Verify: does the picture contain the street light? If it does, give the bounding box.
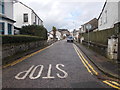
[86,24,92,48]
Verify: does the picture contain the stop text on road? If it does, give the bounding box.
[15,64,68,80]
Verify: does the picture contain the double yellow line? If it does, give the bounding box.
[73,44,98,75]
[73,44,120,89]
[103,80,120,89]
[3,44,53,68]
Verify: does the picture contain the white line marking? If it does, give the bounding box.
[42,64,55,79]
[29,65,44,79]
[15,65,34,80]
[56,64,68,78]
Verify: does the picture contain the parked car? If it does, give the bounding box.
[67,36,74,42]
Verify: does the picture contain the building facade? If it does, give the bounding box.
[72,29,79,42]
[14,1,43,28]
[98,1,120,30]
[48,30,62,41]
[58,29,70,39]
[80,18,98,33]
[0,0,15,35]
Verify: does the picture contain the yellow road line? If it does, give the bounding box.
[73,44,120,89]
[108,81,120,87]
[77,48,98,75]
[103,80,120,89]
[73,44,93,75]
[73,44,98,75]
[3,44,53,68]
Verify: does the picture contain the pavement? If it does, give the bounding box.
[74,41,120,80]
[2,40,114,88]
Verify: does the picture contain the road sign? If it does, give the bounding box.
[86,24,92,30]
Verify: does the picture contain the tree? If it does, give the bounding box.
[52,26,57,40]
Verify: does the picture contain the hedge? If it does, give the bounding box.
[1,35,45,44]
[20,25,48,40]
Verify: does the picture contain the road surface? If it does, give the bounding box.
[3,40,112,88]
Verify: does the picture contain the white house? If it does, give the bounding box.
[47,30,62,41]
[0,0,15,35]
[72,29,79,41]
[98,0,120,30]
[14,1,43,28]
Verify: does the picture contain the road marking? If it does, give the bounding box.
[73,45,93,75]
[15,65,35,80]
[103,80,120,89]
[15,64,68,80]
[42,64,55,79]
[73,44,120,89]
[3,44,53,68]
[29,65,44,79]
[74,44,98,75]
[56,64,68,78]
[73,44,98,75]
[108,81,120,87]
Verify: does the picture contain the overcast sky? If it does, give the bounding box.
[19,0,106,32]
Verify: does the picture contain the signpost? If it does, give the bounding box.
[86,24,92,48]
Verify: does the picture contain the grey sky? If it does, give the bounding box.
[19,0,106,31]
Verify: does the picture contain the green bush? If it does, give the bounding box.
[20,25,48,40]
[2,35,45,44]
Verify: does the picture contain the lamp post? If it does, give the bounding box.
[86,24,92,48]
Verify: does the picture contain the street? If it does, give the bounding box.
[3,40,112,88]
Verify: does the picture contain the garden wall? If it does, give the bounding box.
[80,24,119,60]
[1,35,56,65]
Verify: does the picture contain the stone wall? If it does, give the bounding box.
[2,40,54,60]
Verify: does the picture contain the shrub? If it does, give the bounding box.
[2,35,45,44]
[20,25,48,40]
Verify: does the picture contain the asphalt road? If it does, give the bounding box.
[2,40,112,88]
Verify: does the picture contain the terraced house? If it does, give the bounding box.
[0,0,15,35]
[14,1,43,29]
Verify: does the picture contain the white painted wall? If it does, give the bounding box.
[14,2,32,28]
[98,2,119,30]
[81,26,86,33]
[56,31,62,40]
[49,30,62,40]
[31,11,43,25]
[14,2,43,28]
[4,0,13,19]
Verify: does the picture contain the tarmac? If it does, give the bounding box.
[74,41,120,80]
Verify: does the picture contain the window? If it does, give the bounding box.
[0,0,4,14]
[99,17,102,26]
[8,23,12,35]
[0,22,4,35]
[23,13,28,22]
[104,10,107,24]
[33,16,37,25]
[38,19,39,25]
[35,16,37,25]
